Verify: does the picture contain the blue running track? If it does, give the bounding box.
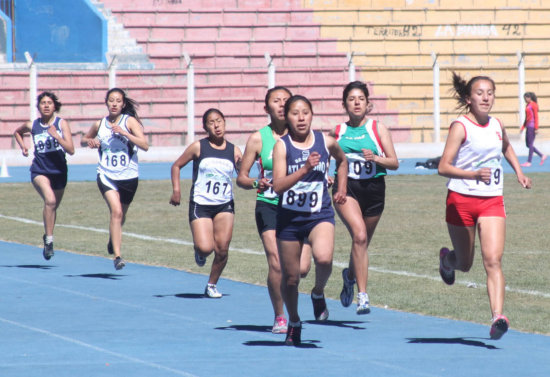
[0,242,549,377]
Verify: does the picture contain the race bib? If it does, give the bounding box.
[34,132,61,154]
[346,153,376,179]
[282,181,323,213]
[101,148,130,172]
[474,158,503,189]
[261,170,277,199]
[196,174,233,201]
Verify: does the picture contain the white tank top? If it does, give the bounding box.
[447,115,504,196]
[96,114,139,180]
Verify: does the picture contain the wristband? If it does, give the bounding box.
[252,180,259,189]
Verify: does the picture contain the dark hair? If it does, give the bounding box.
[343,81,369,103]
[284,95,313,119]
[105,88,142,124]
[202,108,225,130]
[451,72,496,112]
[524,92,538,103]
[264,86,293,107]
[37,91,62,112]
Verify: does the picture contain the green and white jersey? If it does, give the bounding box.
[256,125,279,205]
[333,119,387,180]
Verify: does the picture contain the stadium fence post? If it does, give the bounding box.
[107,54,118,89]
[517,51,525,128]
[24,51,37,122]
[347,52,355,82]
[432,52,440,143]
[184,52,195,145]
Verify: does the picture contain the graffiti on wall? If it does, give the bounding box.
[435,24,523,37]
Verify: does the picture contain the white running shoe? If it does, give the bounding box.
[204,284,222,298]
[356,292,371,315]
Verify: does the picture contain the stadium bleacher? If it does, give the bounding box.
[1,0,549,148]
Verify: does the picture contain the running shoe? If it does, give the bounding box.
[340,268,356,307]
[356,292,371,315]
[272,316,288,334]
[285,323,302,346]
[490,314,509,340]
[113,257,126,271]
[107,238,114,255]
[195,249,206,267]
[42,235,54,260]
[204,284,222,298]
[311,292,329,321]
[439,247,455,285]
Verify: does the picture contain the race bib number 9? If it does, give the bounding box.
[34,132,60,154]
[347,153,376,179]
[476,167,502,187]
[474,158,503,190]
[282,181,323,213]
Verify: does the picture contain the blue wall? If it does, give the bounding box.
[15,0,107,63]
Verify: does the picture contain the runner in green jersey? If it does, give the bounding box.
[237,87,312,334]
[329,81,399,315]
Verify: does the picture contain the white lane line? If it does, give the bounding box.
[2,213,550,299]
[0,316,198,377]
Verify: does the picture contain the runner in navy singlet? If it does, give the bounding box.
[14,92,75,260]
[272,95,348,346]
[170,108,242,298]
[237,86,313,334]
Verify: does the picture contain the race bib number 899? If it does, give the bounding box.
[282,181,323,213]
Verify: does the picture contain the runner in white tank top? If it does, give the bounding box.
[81,88,149,270]
[438,73,531,340]
[446,115,504,197]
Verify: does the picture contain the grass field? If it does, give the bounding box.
[1,173,549,335]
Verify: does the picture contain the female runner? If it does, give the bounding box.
[330,81,399,315]
[272,95,348,346]
[438,73,531,340]
[170,108,242,298]
[81,88,149,270]
[237,86,312,333]
[14,91,75,260]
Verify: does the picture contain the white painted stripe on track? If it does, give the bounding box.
[2,213,550,299]
[0,316,199,377]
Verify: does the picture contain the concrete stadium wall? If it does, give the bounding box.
[14,0,107,63]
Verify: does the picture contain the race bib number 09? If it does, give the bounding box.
[347,153,376,179]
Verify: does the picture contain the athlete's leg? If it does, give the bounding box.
[358,214,382,292]
[190,218,215,258]
[477,216,506,318]
[335,198,369,291]
[260,229,285,317]
[308,221,335,296]
[300,243,312,278]
[208,212,234,285]
[445,223,476,273]
[278,238,303,323]
[32,175,64,237]
[102,190,124,258]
